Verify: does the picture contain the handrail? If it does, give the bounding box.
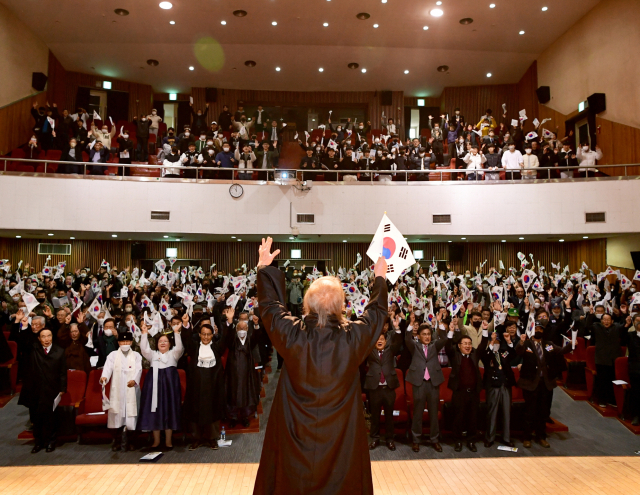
[0,157,638,184]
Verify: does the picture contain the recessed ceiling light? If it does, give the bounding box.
[361,68,367,73]
[519,237,524,240]
[373,23,379,28]
[159,2,172,10]
[461,237,466,240]
[323,22,329,27]
[163,235,169,238]
[430,8,444,17]
[459,18,474,25]
[112,234,118,238]
[233,10,247,17]
[147,59,159,66]
[559,239,565,242]
[271,21,278,26]
[356,12,371,20]
[519,30,525,35]
[176,239,181,242]
[404,70,409,74]
[348,62,359,69]
[542,6,548,11]
[448,240,452,243]
[15,235,21,238]
[245,60,256,67]
[382,0,387,3]
[231,236,236,239]
[490,3,496,8]
[189,66,194,71]
[237,239,242,242]
[114,9,129,16]
[583,236,589,239]
[501,240,506,242]
[437,65,449,72]
[423,26,429,30]
[220,20,227,25]
[486,72,492,77]
[169,20,175,24]
[48,233,54,236]
[289,236,295,240]
[275,67,281,71]
[318,67,324,72]
[436,1,442,4]
[343,240,347,243]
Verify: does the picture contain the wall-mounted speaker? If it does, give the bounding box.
[587,93,606,114]
[631,251,640,271]
[380,91,392,106]
[449,243,464,262]
[205,87,218,102]
[536,86,550,104]
[32,72,48,91]
[131,243,147,260]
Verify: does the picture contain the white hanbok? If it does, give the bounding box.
[101,348,143,429]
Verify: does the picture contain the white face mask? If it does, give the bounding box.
[223,147,230,152]
[142,118,147,121]
[104,329,113,337]
[152,111,157,115]
[509,145,516,150]
[631,288,637,293]
[184,132,190,137]
[98,318,105,325]
[595,313,603,320]
[525,149,532,154]
[172,324,181,332]
[207,141,213,145]
[119,344,131,352]
[534,302,541,309]
[237,330,247,339]
[102,129,108,134]
[582,146,589,151]
[208,149,214,155]
[200,136,206,140]
[492,344,500,352]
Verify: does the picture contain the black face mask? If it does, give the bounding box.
[472,320,481,329]
[36,297,46,303]
[539,319,549,327]
[534,331,544,340]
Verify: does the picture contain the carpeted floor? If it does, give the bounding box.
[1,353,638,466]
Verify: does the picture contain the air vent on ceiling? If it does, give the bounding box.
[297,214,315,224]
[151,211,170,221]
[38,243,71,255]
[585,212,605,223]
[433,214,451,224]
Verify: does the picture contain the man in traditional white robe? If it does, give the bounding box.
[100,331,142,451]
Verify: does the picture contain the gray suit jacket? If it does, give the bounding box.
[404,329,447,387]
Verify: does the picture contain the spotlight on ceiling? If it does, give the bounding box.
[356,12,371,20]
[114,9,129,16]
[318,67,324,72]
[459,18,474,25]
[245,60,257,67]
[323,22,329,27]
[559,239,565,242]
[348,62,359,69]
[430,9,444,17]
[159,2,172,10]
[542,6,548,11]
[486,72,492,77]
[519,30,525,35]
[404,70,409,74]
[373,23,379,28]
[233,10,247,17]
[437,65,449,72]
[220,20,226,25]
[271,21,278,26]
[189,66,194,71]
[169,20,175,24]
[423,26,429,30]
[147,59,159,66]
[490,3,496,8]
[361,68,367,73]
[275,67,281,71]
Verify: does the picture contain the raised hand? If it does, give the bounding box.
[258,237,281,267]
[374,256,388,279]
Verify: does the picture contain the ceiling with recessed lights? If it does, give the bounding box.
[3,0,600,96]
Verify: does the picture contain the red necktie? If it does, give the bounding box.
[44,347,49,355]
[379,351,385,384]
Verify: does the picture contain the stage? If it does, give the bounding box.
[2,457,639,495]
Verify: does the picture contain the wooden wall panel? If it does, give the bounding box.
[517,61,540,135]
[0,238,606,277]
[440,84,519,128]
[46,51,67,111]
[0,92,45,156]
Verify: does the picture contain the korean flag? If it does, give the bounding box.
[366,213,415,284]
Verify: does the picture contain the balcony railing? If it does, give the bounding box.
[1,157,639,184]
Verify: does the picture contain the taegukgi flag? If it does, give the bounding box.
[366,213,415,284]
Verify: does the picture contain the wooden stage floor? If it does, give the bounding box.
[2,457,640,495]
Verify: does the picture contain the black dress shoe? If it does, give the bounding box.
[111,443,121,452]
[241,418,250,428]
[31,445,43,454]
[412,443,420,453]
[188,442,202,451]
[164,445,174,451]
[467,442,477,452]
[369,439,380,450]
[209,440,219,450]
[454,442,462,452]
[140,446,160,453]
[632,416,640,426]
[386,440,396,451]
[432,442,443,452]
[502,441,515,448]
[484,440,494,448]
[46,443,56,453]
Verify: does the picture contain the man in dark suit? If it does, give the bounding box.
[405,323,447,453]
[365,329,403,451]
[627,314,640,425]
[445,326,488,452]
[18,328,67,453]
[481,331,517,448]
[516,321,571,448]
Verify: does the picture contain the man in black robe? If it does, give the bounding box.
[18,328,67,453]
[254,237,388,495]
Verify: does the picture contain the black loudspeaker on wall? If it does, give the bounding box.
[536,86,551,104]
[380,90,392,106]
[449,243,464,262]
[587,93,606,114]
[630,251,640,271]
[317,260,327,274]
[131,243,147,260]
[205,87,218,102]
[32,72,48,92]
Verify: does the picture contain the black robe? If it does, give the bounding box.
[18,343,67,412]
[254,266,388,495]
[183,325,227,425]
[225,326,260,412]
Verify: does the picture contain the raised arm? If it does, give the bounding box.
[349,269,389,363]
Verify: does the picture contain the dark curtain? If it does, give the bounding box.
[177,102,191,132]
[75,87,90,113]
[106,91,129,124]
[152,100,165,121]
[404,106,412,141]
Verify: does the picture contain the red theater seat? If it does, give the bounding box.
[59,370,88,408]
[76,370,109,435]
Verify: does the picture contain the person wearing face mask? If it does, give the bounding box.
[190,102,209,136]
[542,301,572,345]
[501,142,524,180]
[557,142,579,179]
[100,330,142,451]
[451,135,467,179]
[286,276,304,318]
[234,143,257,181]
[162,127,177,148]
[218,104,233,132]
[626,314,640,425]
[184,322,227,450]
[450,107,465,127]
[446,120,462,148]
[132,114,151,162]
[89,315,118,367]
[60,137,84,174]
[445,325,488,453]
[90,121,117,154]
[589,311,628,408]
[516,322,572,448]
[116,129,134,176]
[177,125,195,154]
[521,142,539,179]
[146,109,163,138]
[224,316,260,428]
[481,331,517,448]
[458,310,493,349]
[215,142,236,180]
[64,323,92,375]
[576,142,603,177]
[162,146,183,178]
[427,115,446,166]
[233,114,255,143]
[137,322,184,451]
[200,144,220,179]
[463,145,486,181]
[410,146,435,182]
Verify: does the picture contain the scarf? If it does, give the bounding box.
[197,342,216,368]
[110,349,138,417]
